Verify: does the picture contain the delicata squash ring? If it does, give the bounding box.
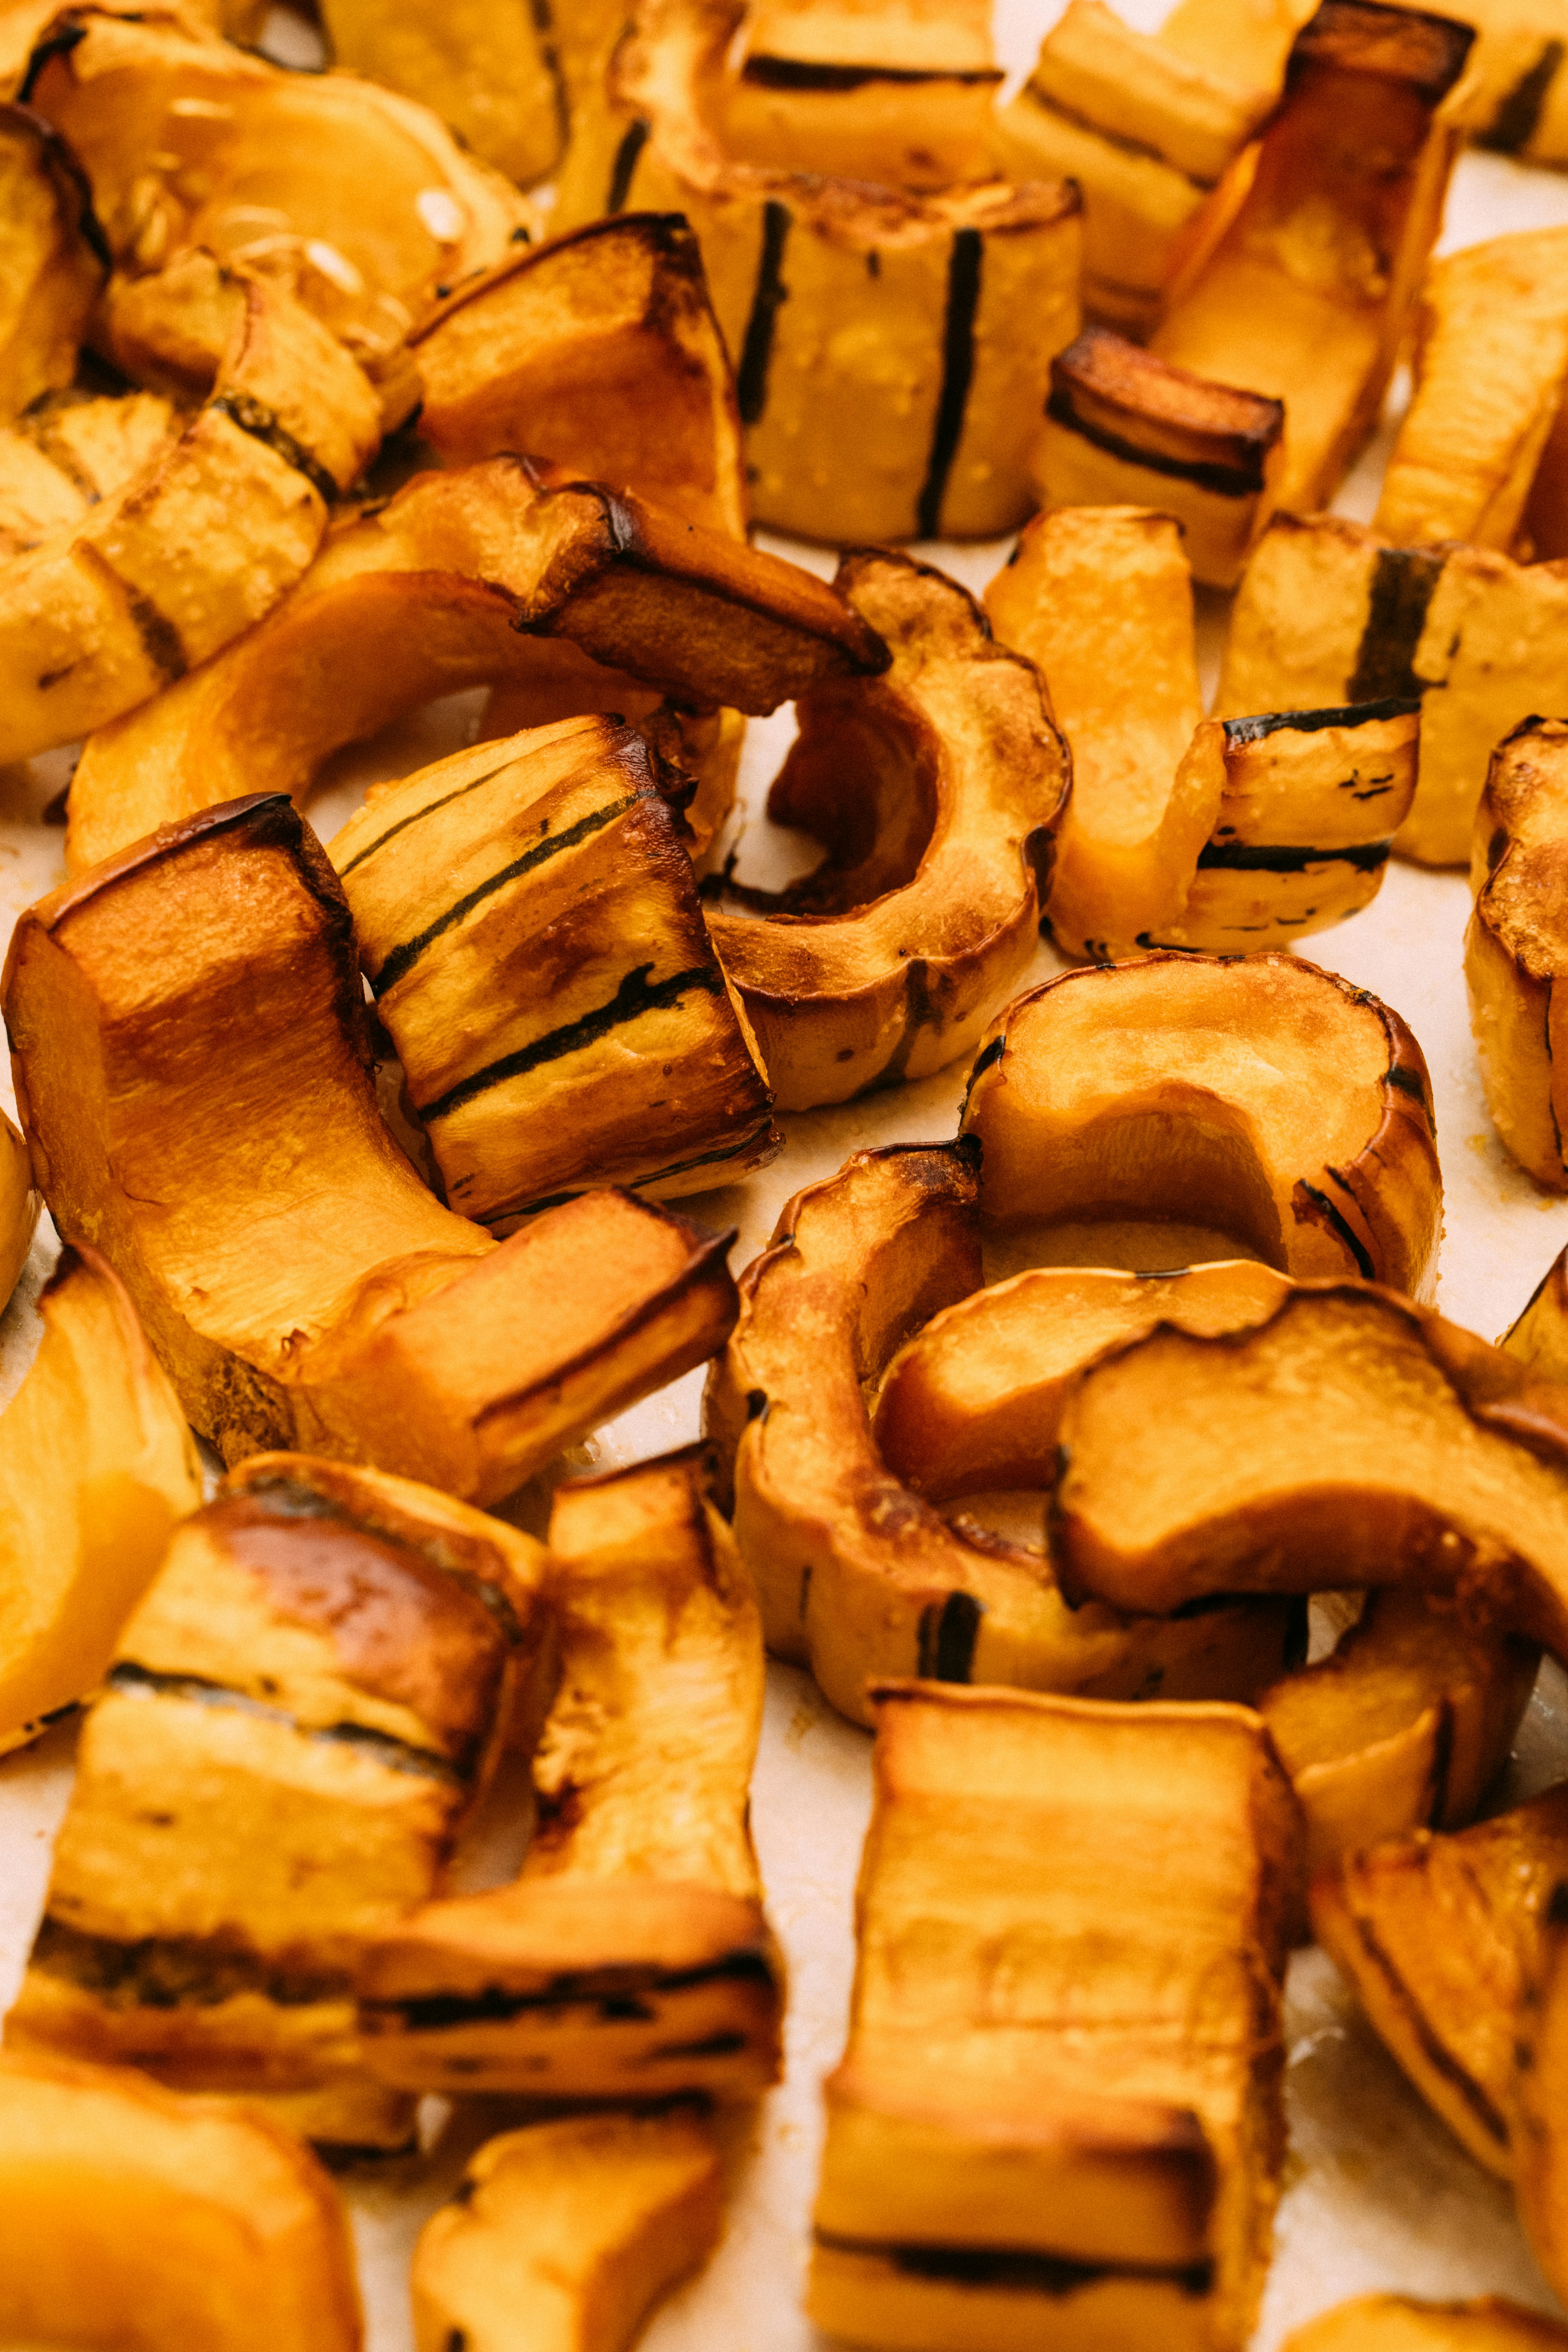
[960,952,1443,1298]
[706,551,1070,1111]
[65,456,888,874]
[704,1142,1299,1729]
[0,246,382,767]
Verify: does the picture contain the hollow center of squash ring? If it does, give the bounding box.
[723,694,939,916]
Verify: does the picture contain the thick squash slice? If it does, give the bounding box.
[0,2047,362,2352]
[318,0,565,188]
[4,793,740,1503]
[810,1685,1300,2352]
[961,954,1442,1296]
[357,1447,784,2102]
[706,550,1069,1110]
[0,387,176,559]
[705,1146,1298,1729]
[1466,718,1568,1186]
[0,97,105,424]
[330,719,778,1224]
[64,457,887,874]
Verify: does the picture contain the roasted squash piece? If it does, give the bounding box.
[0,2047,362,2351]
[1374,229,1568,554]
[718,0,1001,189]
[1503,1244,1568,1382]
[706,550,1069,1110]
[1262,1591,1539,1891]
[575,0,1083,544]
[985,508,1418,957]
[64,456,886,874]
[6,1456,540,2153]
[1035,328,1285,591]
[0,248,382,768]
[705,1145,1298,1728]
[357,1447,784,2101]
[1311,1783,1568,2176]
[1157,0,1314,88]
[1516,1886,1568,2301]
[0,1101,37,1310]
[330,719,778,1225]
[0,387,176,559]
[412,2110,723,2352]
[23,6,530,356]
[1050,1284,1568,1668]
[961,954,1442,1296]
[0,98,105,424]
[0,1243,200,1757]
[318,0,565,188]
[1467,718,1568,1187]
[411,212,747,540]
[992,0,1272,337]
[1219,512,1568,867]
[1283,2297,1568,2352]
[810,1684,1300,2352]
[5,793,739,1502]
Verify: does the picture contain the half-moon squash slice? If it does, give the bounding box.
[1466,717,1568,1186]
[0,97,106,425]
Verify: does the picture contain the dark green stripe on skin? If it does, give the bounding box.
[336,745,554,877]
[607,117,651,212]
[418,961,723,1124]
[737,201,791,427]
[122,584,187,683]
[916,227,982,539]
[1478,38,1564,155]
[30,1912,352,2012]
[742,56,1001,91]
[1045,386,1269,498]
[1018,78,1216,188]
[107,1660,462,1783]
[366,1946,778,2032]
[1348,550,1446,706]
[1223,695,1420,745]
[1293,1180,1375,1280]
[372,794,639,994]
[917,1590,982,1680]
[210,390,341,505]
[814,2232,1213,2300]
[1195,839,1392,874]
[513,1120,779,1218]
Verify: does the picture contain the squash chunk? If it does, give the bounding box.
[332,719,777,1225]
[875,1261,1292,1503]
[4,792,739,1502]
[0,248,382,768]
[707,550,1069,1110]
[1220,512,1568,867]
[1311,1784,1568,2177]
[319,0,565,188]
[7,1458,539,2152]
[961,954,1441,1296]
[412,213,746,539]
[705,1145,1297,1728]
[1262,1592,1538,1895]
[64,457,887,875]
[357,1447,784,2101]
[1283,2297,1568,2352]
[412,2110,723,2352]
[0,388,176,560]
[570,0,1083,544]
[0,1243,200,1757]
[1516,1881,1568,2301]
[0,99,105,425]
[992,1,1272,337]
[1467,718,1568,1186]
[1503,1245,1568,1382]
[0,1101,36,1311]
[810,1685,1300,2352]
[1375,230,1568,554]
[1050,1284,1568,1670]
[0,2047,362,2351]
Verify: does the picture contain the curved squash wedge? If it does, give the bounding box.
[1502,1241,1568,1381]
[0,1102,38,1310]
[1466,717,1568,1186]
[318,0,565,189]
[0,248,381,767]
[704,1143,1298,1730]
[412,212,747,540]
[0,2047,362,2352]
[64,457,887,874]
[0,1242,199,1758]
[0,387,176,559]
[960,953,1442,1296]
[1282,2300,1568,2352]
[1515,1884,1568,2303]
[4,792,740,1504]
[330,718,778,1224]
[706,550,1069,1111]
[0,98,105,424]
[1050,1283,1568,1668]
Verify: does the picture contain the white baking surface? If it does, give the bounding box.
[4,3,1568,2343]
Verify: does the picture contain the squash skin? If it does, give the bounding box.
[0,99,105,425]
[412,2111,724,2352]
[64,457,887,874]
[1466,717,1568,1186]
[0,248,382,768]
[0,2045,363,2352]
[330,718,779,1224]
[0,387,176,559]
[412,211,747,541]
[4,791,740,1503]
[706,1145,1298,1730]
[707,550,1069,1111]
[961,952,1442,1298]
[809,1685,1300,2352]
[357,1447,785,2102]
